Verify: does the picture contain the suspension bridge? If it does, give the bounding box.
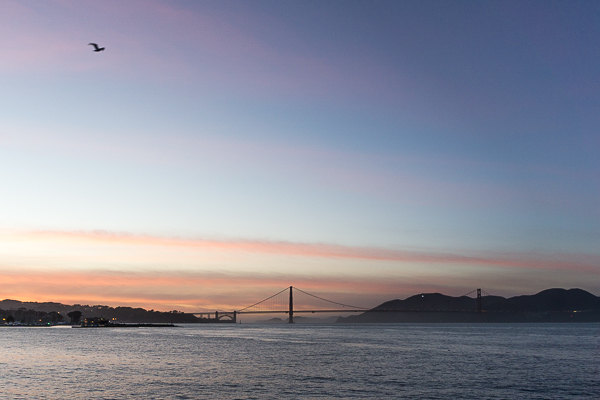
[193,286,490,323]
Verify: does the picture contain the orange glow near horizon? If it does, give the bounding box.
[0,263,597,313]
[0,268,438,311]
[1,229,598,311]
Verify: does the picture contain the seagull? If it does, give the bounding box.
[88,43,105,52]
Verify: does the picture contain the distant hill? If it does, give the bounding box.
[372,292,506,312]
[4,288,599,325]
[0,300,201,324]
[485,288,600,313]
[337,288,600,323]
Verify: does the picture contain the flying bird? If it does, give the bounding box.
[88,43,105,52]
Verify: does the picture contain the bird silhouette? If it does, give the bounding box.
[88,43,105,52]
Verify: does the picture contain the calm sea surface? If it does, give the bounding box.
[0,323,598,399]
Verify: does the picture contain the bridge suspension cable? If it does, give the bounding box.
[236,286,370,317]
[293,287,369,310]
[205,286,500,324]
[237,287,289,313]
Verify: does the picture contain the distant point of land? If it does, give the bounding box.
[337,288,600,323]
[1,288,599,325]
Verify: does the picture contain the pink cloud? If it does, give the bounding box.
[11,230,600,275]
[3,2,588,213]
[2,229,599,310]
[0,264,597,313]
[0,0,409,104]
[0,267,430,311]
[0,1,194,79]
[0,122,541,211]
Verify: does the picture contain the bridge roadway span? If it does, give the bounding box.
[193,286,486,323]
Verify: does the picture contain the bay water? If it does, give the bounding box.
[1,323,598,399]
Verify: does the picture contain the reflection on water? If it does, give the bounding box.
[0,324,598,399]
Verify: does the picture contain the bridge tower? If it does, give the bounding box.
[289,286,294,324]
[477,288,482,313]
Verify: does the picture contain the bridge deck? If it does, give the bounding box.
[236,309,484,314]
[193,286,490,323]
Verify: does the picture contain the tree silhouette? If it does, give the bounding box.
[67,311,82,325]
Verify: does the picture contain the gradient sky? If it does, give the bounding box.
[1,0,598,312]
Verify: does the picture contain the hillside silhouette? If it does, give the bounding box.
[485,288,600,312]
[338,288,600,323]
[3,288,599,325]
[372,292,505,311]
[0,300,201,324]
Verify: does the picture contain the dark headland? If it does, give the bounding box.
[0,301,199,326]
[2,288,599,325]
[337,288,600,323]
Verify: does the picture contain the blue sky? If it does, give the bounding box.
[0,0,598,310]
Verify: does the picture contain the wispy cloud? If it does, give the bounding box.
[2,229,598,310]
[0,267,432,310]
[0,0,409,103]
[0,262,597,312]
[6,230,599,274]
[0,124,565,212]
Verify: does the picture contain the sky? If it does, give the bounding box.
[1,0,598,312]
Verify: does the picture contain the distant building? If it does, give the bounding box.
[81,317,109,327]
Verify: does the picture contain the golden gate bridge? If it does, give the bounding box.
[193,286,489,323]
